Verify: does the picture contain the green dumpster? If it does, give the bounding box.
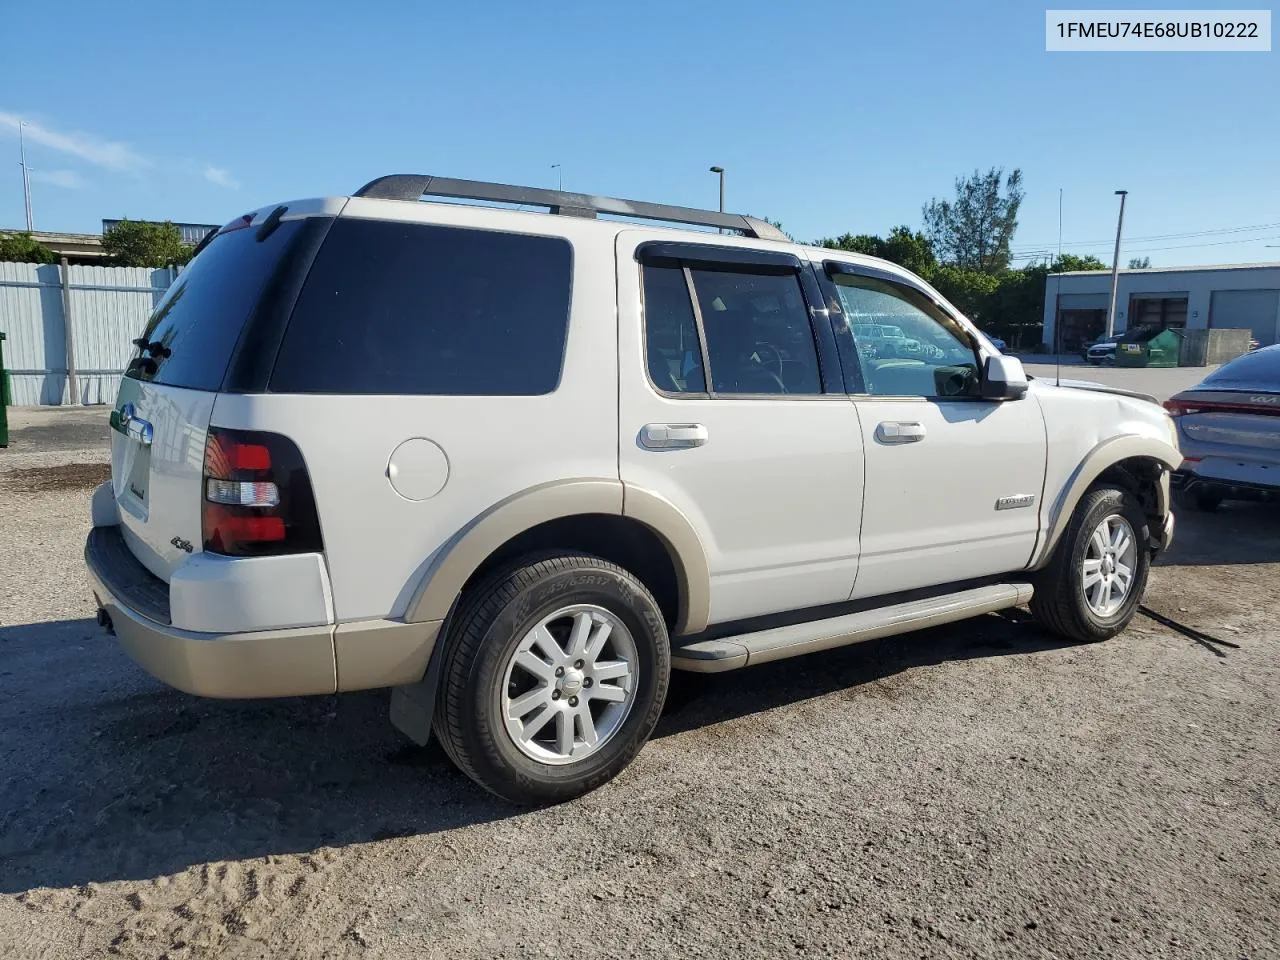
[1115,327,1180,368]
[0,331,8,448]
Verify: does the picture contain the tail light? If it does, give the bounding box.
[201,427,323,556]
[1163,399,1200,417]
[1164,397,1280,418]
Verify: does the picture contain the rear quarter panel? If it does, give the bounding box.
[212,206,622,624]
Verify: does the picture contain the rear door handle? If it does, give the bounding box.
[640,423,709,450]
[875,421,926,444]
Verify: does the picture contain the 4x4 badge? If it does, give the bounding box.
[170,536,193,553]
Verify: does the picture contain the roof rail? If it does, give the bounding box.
[352,174,789,242]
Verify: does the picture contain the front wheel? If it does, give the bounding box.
[1031,486,1152,643]
[433,553,670,805]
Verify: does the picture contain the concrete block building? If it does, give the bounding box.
[1042,262,1280,354]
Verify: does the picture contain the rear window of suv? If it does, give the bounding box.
[124,219,304,391]
[269,218,573,396]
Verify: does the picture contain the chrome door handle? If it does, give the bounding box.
[875,421,925,444]
[640,423,709,450]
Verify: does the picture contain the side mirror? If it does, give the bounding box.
[981,354,1028,400]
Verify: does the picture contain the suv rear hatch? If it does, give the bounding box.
[110,206,332,581]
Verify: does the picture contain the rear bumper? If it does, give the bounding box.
[85,526,440,698]
[1172,468,1280,503]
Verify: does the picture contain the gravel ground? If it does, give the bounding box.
[2,406,1278,960]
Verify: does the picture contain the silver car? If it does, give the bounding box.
[1166,345,1280,510]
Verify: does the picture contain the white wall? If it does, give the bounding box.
[1042,264,1280,347]
[0,261,174,405]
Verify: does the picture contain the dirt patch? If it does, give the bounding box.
[1,462,112,492]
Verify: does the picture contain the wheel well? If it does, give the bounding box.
[463,514,681,629]
[1095,456,1166,524]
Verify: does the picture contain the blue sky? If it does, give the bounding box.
[2,0,1276,267]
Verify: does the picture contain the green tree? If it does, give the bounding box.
[815,226,936,278]
[1128,256,1151,269]
[1051,253,1108,272]
[880,225,936,277]
[928,265,1000,322]
[922,167,1024,273]
[817,232,882,256]
[0,232,57,264]
[102,219,194,267]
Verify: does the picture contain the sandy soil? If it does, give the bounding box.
[2,406,1277,959]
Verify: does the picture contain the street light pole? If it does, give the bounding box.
[708,166,724,212]
[18,119,33,232]
[551,164,562,191]
[1105,189,1128,339]
[709,166,724,233]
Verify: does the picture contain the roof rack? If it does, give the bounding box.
[352,174,789,242]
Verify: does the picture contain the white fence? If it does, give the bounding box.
[0,261,176,406]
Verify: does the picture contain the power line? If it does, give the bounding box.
[1011,220,1280,253]
[1010,232,1280,262]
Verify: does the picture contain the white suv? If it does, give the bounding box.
[86,175,1181,804]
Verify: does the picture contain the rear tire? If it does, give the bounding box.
[1031,486,1151,643]
[433,553,670,805]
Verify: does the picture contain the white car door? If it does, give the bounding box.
[812,257,1047,599]
[616,232,864,627]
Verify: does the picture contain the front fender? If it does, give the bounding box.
[1031,434,1181,568]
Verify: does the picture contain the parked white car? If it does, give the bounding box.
[86,175,1181,804]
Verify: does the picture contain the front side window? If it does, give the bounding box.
[831,273,979,398]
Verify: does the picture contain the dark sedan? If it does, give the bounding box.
[1165,345,1280,510]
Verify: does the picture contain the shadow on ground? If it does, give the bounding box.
[1,609,1071,894]
[1,410,110,453]
[1157,499,1280,566]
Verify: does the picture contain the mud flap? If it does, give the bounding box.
[388,624,449,746]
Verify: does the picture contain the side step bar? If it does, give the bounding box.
[671,582,1034,673]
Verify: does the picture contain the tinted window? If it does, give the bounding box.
[690,269,821,395]
[642,265,706,393]
[832,274,979,398]
[270,219,572,395]
[124,220,303,391]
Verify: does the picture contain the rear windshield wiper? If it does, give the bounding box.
[132,337,171,359]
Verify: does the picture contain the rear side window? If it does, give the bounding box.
[642,266,706,393]
[125,220,304,391]
[270,219,573,395]
[691,269,822,395]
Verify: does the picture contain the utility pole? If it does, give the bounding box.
[18,119,33,232]
[1105,189,1128,338]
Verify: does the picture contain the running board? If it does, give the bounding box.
[671,582,1034,673]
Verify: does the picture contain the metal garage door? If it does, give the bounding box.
[1210,289,1280,346]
